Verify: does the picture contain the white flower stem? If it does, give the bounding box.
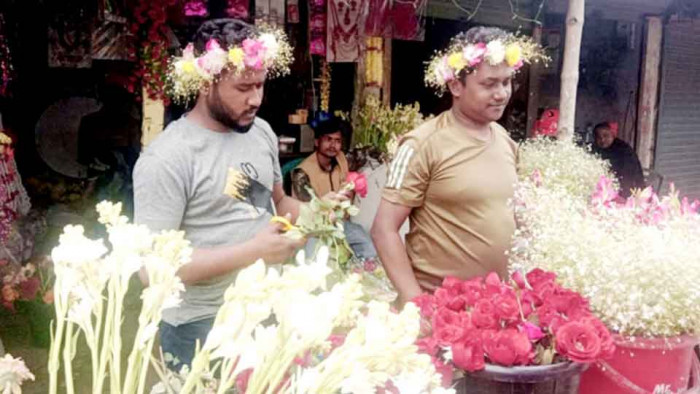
[149,355,176,394]
[62,321,76,394]
[95,285,115,394]
[136,337,157,394]
[48,311,66,394]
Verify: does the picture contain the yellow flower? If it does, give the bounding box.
[446,52,467,71]
[228,47,245,68]
[180,60,196,75]
[505,44,522,67]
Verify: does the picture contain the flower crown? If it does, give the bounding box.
[425,33,549,94]
[168,27,293,103]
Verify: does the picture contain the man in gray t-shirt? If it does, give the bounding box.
[133,19,312,369]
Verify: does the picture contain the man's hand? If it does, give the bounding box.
[253,215,306,264]
[321,190,351,203]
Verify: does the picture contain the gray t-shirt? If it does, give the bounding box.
[133,115,281,326]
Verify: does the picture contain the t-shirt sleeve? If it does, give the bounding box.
[133,150,188,233]
[382,139,430,207]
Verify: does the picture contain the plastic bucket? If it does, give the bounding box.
[579,335,699,393]
[454,362,589,394]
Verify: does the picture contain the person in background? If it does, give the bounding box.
[291,118,377,259]
[593,121,645,198]
[371,26,534,306]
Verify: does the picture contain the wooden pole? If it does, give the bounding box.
[636,16,663,171]
[557,0,585,141]
[526,25,543,138]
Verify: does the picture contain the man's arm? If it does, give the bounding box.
[371,199,421,306]
[273,182,301,221]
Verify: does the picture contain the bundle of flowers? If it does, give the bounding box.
[162,249,450,394]
[274,175,397,302]
[517,137,614,202]
[46,202,427,394]
[1,256,53,312]
[48,201,192,394]
[511,175,700,337]
[341,96,428,163]
[413,270,614,378]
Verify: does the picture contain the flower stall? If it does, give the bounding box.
[511,138,700,393]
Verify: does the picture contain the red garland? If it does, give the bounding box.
[0,15,13,97]
[127,0,177,104]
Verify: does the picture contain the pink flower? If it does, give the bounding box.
[526,268,556,289]
[471,299,499,329]
[235,368,253,393]
[519,321,545,341]
[452,334,485,372]
[363,258,377,272]
[432,356,454,387]
[412,293,437,318]
[346,172,368,198]
[242,38,265,69]
[555,321,602,363]
[483,328,533,366]
[491,293,520,323]
[511,270,528,290]
[19,277,40,301]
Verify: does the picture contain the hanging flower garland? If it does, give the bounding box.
[0,15,13,97]
[127,0,177,103]
[320,59,331,112]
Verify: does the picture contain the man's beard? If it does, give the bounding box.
[207,89,256,134]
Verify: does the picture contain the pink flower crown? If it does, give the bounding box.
[168,28,293,103]
[425,33,549,95]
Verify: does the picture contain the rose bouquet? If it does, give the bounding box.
[414,270,614,379]
[1,256,53,313]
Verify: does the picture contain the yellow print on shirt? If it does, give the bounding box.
[223,167,249,200]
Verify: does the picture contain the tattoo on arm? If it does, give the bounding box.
[291,169,313,202]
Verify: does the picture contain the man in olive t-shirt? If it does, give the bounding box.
[371,26,520,306]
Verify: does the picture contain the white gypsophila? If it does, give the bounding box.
[259,33,280,63]
[485,40,506,65]
[510,178,700,337]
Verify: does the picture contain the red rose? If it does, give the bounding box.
[19,277,40,300]
[511,270,528,289]
[549,289,589,315]
[432,307,468,339]
[433,287,451,308]
[491,293,520,323]
[452,335,485,372]
[434,323,465,347]
[461,279,484,307]
[536,304,567,333]
[533,280,557,301]
[417,337,439,356]
[484,272,505,297]
[471,299,499,329]
[483,328,533,366]
[526,269,557,288]
[555,321,602,363]
[579,317,615,359]
[412,293,436,318]
[432,356,454,387]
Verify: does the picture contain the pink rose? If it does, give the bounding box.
[19,277,40,301]
[511,270,528,290]
[555,321,602,363]
[242,38,265,69]
[471,299,499,329]
[491,293,520,323]
[579,317,615,359]
[536,304,567,333]
[412,293,436,318]
[346,172,368,198]
[526,269,557,289]
[417,336,439,356]
[452,334,485,372]
[483,328,533,366]
[519,321,545,341]
[461,278,484,307]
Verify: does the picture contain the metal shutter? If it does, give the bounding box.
[654,19,700,199]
